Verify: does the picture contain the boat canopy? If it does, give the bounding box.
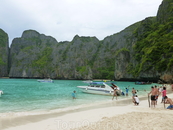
[89,82,105,85]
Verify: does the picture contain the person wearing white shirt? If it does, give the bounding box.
[133,95,139,105]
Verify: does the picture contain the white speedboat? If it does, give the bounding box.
[37,79,54,83]
[77,82,121,96]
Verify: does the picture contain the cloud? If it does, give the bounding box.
[0,0,163,45]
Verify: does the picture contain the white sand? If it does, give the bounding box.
[2,88,173,130]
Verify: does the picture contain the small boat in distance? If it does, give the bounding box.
[82,80,93,83]
[77,82,121,96]
[37,78,54,83]
[135,81,152,85]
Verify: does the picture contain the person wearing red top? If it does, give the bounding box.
[161,87,166,103]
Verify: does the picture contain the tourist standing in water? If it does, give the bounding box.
[72,91,76,99]
[112,88,118,100]
[126,87,129,96]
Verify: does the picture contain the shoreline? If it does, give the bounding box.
[0,95,137,129]
[1,85,173,130]
[0,78,163,83]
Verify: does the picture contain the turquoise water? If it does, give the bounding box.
[0,79,158,113]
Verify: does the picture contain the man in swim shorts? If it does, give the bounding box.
[151,95,156,101]
[148,86,157,107]
[164,96,173,110]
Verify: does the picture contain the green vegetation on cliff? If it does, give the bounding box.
[0,29,8,77]
[97,66,114,79]
[0,29,7,47]
[0,57,5,65]
[32,47,53,77]
[116,48,130,56]
[132,14,173,77]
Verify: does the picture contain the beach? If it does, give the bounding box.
[1,85,173,130]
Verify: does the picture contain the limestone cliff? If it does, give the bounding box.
[9,30,58,78]
[3,0,173,83]
[9,30,100,79]
[157,0,173,24]
[0,29,9,77]
[130,0,173,83]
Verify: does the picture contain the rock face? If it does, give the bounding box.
[0,29,9,77]
[9,30,58,78]
[9,31,101,79]
[8,26,140,80]
[1,0,173,83]
[105,22,140,81]
[157,0,173,24]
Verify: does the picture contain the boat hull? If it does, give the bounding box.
[77,86,116,96]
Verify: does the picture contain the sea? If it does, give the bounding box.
[0,79,159,115]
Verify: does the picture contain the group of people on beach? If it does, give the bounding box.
[112,85,140,106]
[72,83,173,110]
[148,85,173,109]
[112,83,173,110]
[124,84,173,109]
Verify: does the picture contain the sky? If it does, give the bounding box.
[1,0,163,46]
